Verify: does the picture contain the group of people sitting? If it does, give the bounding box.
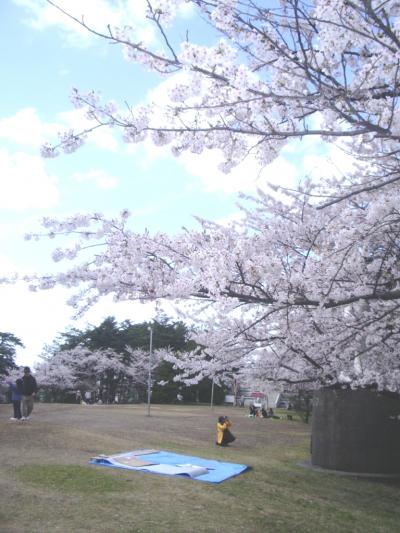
[249,404,279,419]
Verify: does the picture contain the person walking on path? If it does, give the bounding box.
[21,367,38,420]
[8,378,23,420]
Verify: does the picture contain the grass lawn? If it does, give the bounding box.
[0,403,399,533]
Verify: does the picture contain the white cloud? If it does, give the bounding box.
[182,148,301,194]
[0,149,59,210]
[0,284,73,366]
[128,137,299,195]
[180,149,261,193]
[0,282,159,368]
[302,143,357,181]
[0,108,58,148]
[71,169,118,189]
[0,107,119,153]
[0,255,19,277]
[176,133,359,196]
[215,210,246,227]
[14,0,156,48]
[177,2,196,19]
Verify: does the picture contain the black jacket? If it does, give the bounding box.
[21,374,38,396]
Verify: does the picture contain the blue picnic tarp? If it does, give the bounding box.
[90,450,249,483]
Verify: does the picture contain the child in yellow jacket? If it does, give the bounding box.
[216,416,236,446]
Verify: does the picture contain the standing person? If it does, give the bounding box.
[21,366,38,420]
[216,416,236,447]
[84,391,92,405]
[8,378,23,421]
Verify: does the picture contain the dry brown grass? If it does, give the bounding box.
[1,402,399,533]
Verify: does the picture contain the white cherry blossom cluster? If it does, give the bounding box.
[34,344,173,394]
[24,172,400,391]
[39,0,398,169]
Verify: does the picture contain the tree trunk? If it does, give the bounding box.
[311,387,400,474]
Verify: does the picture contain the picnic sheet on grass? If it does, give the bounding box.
[90,449,249,483]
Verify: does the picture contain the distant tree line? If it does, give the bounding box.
[35,316,226,405]
[0,332,23,378]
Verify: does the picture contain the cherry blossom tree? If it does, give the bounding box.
[35,344,171,402]
[15,0,400,471]
[27,187,400,393]
[32,317,204,402]
[27,0,400,387]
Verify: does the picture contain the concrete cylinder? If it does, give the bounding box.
[311,387,400,474]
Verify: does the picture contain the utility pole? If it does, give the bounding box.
[210,377,215,409]
[146,325,153,417]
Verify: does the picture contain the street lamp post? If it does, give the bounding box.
[210,377,215,409]
[147,326,153,417]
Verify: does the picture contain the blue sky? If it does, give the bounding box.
[0,0,353,367]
